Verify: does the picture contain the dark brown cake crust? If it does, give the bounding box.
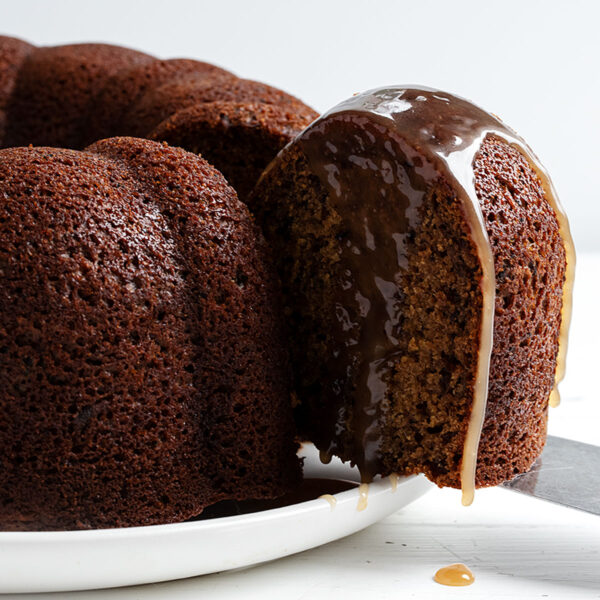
[84,58,236,145]
[0,36,317,200]
[473,137,565,486]
[0,36,33,144]
[0,36,315,531]
[125,76,311,139]
[0,137,300,530]
[3,43,152,149]
[149,100,318,201]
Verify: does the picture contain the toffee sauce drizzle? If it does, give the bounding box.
[298,87,574,504]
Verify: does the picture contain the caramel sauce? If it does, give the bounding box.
[527,156,575,411]
[318,493,337,510]
[389,473,399,492]
[357,483,369,511]
[298,87,573,504]
[434,563,475,586]
[319,448,333,464]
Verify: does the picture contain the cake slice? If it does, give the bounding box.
[250,86,574,503]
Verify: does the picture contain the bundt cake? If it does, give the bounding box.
[0,35,318,201]
[0,33,574,528]
[0,137,300,530]
[250,86,574,504]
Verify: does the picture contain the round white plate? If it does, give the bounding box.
[0,444,431,593]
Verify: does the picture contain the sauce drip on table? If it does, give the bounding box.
[434,563,475,586]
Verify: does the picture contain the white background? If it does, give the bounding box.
[2,0,599,250]
[2,2,600,598]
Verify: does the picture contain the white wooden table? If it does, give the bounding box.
[7,254,599,600]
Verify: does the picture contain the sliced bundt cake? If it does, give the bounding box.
[0,33,575,518]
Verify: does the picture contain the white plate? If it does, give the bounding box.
[0,444,431,593]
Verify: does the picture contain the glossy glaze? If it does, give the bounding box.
[301,115,438,478]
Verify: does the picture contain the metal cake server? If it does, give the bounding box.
[501,436,600,515]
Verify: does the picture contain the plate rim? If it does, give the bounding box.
[0,472,422,541]
[0,444,432,593]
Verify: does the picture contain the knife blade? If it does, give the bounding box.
[501,435,600,515]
